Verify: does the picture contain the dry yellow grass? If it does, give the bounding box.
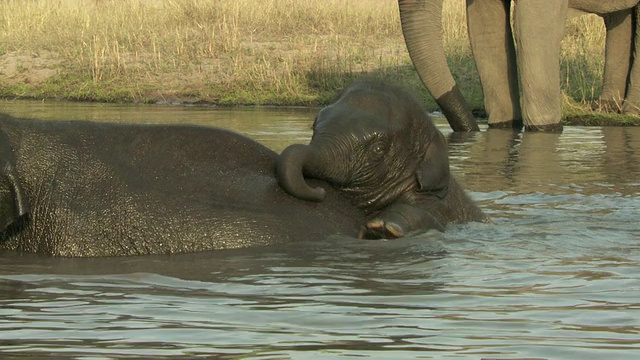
[0,0,611,113]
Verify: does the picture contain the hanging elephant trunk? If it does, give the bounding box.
[398,0,479,132]
[276,143,328,202]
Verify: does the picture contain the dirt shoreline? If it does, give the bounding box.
[0,50,62,85]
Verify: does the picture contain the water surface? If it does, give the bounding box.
[1,100,638,359]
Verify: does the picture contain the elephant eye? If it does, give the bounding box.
[371,141,387,156]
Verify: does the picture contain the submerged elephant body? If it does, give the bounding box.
[0,83,487,257]
[0,115,363,257]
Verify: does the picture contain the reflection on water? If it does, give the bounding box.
[449,126,640,195]
[1,100,639,359]
[0,99,317,152]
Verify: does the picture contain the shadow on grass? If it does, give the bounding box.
[303,60,484,112]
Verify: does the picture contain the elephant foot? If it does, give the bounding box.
[622,102,640,116]
[358,219,404,240]
[487,119,523,130]
[358,203,446,240]
[524,123,563,132]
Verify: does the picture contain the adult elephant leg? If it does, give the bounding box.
[622,6,640,115]
[398,0,479,132]
[467,0,522,128]
[514,0,568,131]
[600,9,633,112]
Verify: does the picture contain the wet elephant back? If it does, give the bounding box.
[0,118,363,256]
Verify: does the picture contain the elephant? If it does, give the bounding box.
[0,113,367,257]
[276,81,488,239]
[0,86,488,258]
[398,0,640,132]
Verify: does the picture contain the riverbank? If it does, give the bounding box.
[1,0,638,125]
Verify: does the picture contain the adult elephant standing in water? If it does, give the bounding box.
[398,0,640,132]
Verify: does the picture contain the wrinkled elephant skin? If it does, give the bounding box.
[0,114,365,257]
[277,82,489,239]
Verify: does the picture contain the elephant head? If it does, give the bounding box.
[276,82,451,215]
[398,0,479,132]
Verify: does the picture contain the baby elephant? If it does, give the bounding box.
[277,82,488,239]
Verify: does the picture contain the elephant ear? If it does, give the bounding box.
[0,129,29,232]
[415,131,450,199]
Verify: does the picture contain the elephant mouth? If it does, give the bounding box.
[337,176,416,213]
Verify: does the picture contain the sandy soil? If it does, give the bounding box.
[0,50,62,85]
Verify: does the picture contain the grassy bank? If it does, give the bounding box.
[0,0,635,123]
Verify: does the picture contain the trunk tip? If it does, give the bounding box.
[276,144,327,202]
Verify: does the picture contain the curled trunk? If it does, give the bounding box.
[276,144,326,202]
[398,0,479,132]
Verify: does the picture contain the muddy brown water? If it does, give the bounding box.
[0,100,638,359]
